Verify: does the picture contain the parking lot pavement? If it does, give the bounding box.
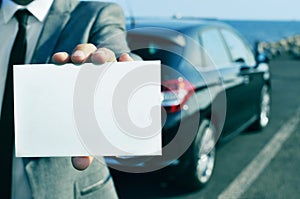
[241,117,300,199]
[111,54,300,199]
[219,108,300,199]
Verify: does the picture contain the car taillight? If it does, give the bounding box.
[162,77,195,113]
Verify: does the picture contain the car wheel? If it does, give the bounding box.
[251,85,271,130]
[180,119,216,190]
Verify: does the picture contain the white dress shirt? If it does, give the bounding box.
[0,0,53,198]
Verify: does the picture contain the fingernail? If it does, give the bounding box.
[72,50,85,59]
[120,53,133,62]
[95,49,107,57]
[122,53,129,58]
[72,157,89,171]
[91,49,107,64]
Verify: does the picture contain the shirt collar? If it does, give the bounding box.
[2,0,54,24]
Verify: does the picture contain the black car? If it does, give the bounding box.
[110,18,271,190]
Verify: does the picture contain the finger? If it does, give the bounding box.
[52,52,70,64]
[91,48,117,65]
[71,156,94,171]
[71,44,97,64]
[119,53,134,62]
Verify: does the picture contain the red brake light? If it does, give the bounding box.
[162,77,195,113]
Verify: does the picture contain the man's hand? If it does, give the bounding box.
[51,43,133,170]
[52,43,133,65]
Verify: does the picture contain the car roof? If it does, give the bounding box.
[127,17,230,33]
[126,17,233,48]
[127,17,253,51]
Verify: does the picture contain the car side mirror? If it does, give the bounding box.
[256,53,269,64]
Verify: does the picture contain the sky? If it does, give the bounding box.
[99,0,300,21]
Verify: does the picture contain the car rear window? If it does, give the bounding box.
[128,34,185,68]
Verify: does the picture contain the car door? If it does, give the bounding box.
[199,28,245,136]
[220,28,261,128]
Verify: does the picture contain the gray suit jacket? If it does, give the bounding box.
[22,0,131,198]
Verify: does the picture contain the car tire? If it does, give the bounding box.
[179,119,216,190]
[251,85,271,131]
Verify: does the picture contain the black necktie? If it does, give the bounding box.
[0,9,29,199]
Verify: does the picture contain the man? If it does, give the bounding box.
[0,0,133,198]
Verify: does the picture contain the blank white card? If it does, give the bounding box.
[14,61,161,157]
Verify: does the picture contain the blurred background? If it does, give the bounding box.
[90,0,300,198]
[102,0,300,60]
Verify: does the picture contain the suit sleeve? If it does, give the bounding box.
[89,3,130,58]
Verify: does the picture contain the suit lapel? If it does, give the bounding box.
[31,0,79,64]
